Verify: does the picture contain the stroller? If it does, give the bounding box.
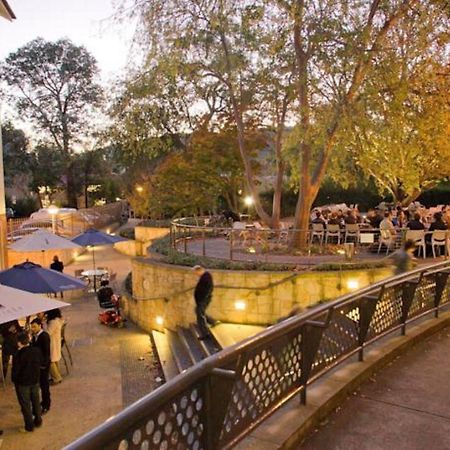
[97,281,125,328]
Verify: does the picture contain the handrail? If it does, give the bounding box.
[65,260,450,450]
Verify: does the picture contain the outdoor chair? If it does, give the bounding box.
[232,221,249,247]
[325,224,341,245]
[278,222,290,244]
[344,224,360,244]
[311,223,325,246]
[377,229,395,255]
[431,230,448,258]
[61,322,73,375]
[405,230,426,259]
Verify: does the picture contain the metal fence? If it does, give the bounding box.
[65,260,450,450]
[7,202,127,241]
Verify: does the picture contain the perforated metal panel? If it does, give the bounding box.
[311,306,359,376]
[367,286,403,339]
[408,276,436,318]
[219,332,302,444]
[115,383,207,450]
[440,277,450,305]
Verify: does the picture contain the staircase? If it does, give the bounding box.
[151,323,265,381]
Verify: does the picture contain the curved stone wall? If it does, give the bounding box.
[124,258,393,333]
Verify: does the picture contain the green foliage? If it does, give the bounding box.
[119,228,135,240]
[7,196,39,217]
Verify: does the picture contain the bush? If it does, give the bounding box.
[119,228,135,240]
[141,219,172,228]
[8,196,39,217]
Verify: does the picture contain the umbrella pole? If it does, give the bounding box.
[42,250,45,267]
[92,245,97,292]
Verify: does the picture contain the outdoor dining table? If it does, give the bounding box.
[81,269,108,292]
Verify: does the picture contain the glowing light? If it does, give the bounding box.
[234,300,246,311]
[337,249,346,255]
[136,186,144,193]
[248,247,256,254]
[115,197,121,201]
[244,196,254,206]
[48,205,59,215]
[156,316,164,325]
[347,279,360,290]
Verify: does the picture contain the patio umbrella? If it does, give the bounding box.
[71,228,126,271]
[0,261,87,294]
[9,229,82,266]
[0,284,70,325]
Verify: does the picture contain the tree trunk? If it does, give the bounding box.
[65,161,78,208]
[290,182,314,249]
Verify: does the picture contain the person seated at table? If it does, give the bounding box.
[97,280,115,308]
[327,212,342,226]
[407,213,425,230]
[311,211,326,227]
[379,211,396,236]
[344,209,358,225]
[366,208,383,228]
[393,208,407,228]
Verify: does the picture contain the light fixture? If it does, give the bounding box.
[48,204,59,215]
[347,279,359,290]
[234,300,246,311]
[244,196,254,206]
[156,316,164,325]
[248,247,256,254]
[136,186,144,193]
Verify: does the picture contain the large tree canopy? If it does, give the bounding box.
[1,38,103,207]
[119,0,447,247]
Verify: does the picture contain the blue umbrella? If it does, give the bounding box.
[71,228,127,291]
[0,261,87,294]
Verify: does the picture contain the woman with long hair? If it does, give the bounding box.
[46,309,64,384]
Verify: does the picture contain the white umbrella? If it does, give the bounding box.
[10,229,81,252]
[0,284,70,325]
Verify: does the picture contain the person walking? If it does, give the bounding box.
[50,255,64,298]
[46,309,64,385]
[12,332,43,432]
[193,265,218,339]
[391,239,416,275]
[30,318,51,414]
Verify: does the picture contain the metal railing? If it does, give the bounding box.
[65,260,450,450]
[7,201,127,241]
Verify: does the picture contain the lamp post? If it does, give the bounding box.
[48,205,59,234]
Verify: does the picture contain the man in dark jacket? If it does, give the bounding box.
[1,320,21,380]
[50,255,64,298]
[12,332,43,432]
[193,265,217,339]
[31,318,51,414]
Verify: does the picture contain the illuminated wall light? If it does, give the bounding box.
[156,316,164,325]
[248,247,256,254]
[244,196,254,206]
[234,300,246,311]
[347,279,360,290]
[337,249,346,255]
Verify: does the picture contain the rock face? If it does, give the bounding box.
[122,259,392,332]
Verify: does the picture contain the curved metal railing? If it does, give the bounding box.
[65,260,450,450]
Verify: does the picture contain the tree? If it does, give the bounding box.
[123,0,442,247]
[146,126,253,217]
[1,38,103,207]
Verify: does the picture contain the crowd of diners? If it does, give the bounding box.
[310,202,450,232]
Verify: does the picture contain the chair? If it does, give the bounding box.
[326,224,341,244]
[60,322,73,375]
[311,223,325,245]
[232,221,249,246]
[378,229,395,255]
[74,269,85,278]
[344,224,360,243]
[431,230,448,258]
[405,230,426,259]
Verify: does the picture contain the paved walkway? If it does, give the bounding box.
[300,326,450,450]
[0,244,161,450]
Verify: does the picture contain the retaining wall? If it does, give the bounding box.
[124,258,392,333]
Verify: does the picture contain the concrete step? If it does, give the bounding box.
[150,330,179,382]
[211,323,266,348]
[178,327,209,364]
[165,329,193,374]
[190,324,222,356]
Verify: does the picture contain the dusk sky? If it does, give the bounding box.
[0,0,136,83]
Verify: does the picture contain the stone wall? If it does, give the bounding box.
[126,258,393,333]
[8,247,85,268]
[114,227,169,257]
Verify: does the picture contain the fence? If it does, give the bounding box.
[7,202,127,241]
[65,260,450,450]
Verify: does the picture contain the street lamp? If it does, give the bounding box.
[244,196,254,207]
[48,204,59,234]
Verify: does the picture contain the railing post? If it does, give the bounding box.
[299,322,326,405]
[204,367,237,449]
[230,230,233,261]
[202,229,206,256]
[434,270,450,317]
[358,293,380,361]
[401,280,419,335]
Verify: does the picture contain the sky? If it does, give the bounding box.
[0,0,136,83]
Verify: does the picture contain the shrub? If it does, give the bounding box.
[119,228,135,240]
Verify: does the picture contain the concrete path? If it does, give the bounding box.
[0,244,162,450]
[300,327,450,450]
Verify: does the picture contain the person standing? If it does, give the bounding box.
[1,320,21,380]
[193,265,217,339]
[30,318,51,414]
[50,255,64,298]
[12,332,43,432]
[46,309,64,385]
